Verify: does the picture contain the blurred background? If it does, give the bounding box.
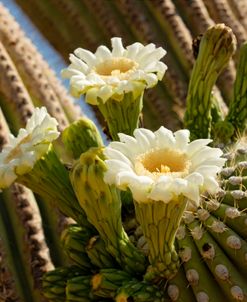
[2,0,247,132]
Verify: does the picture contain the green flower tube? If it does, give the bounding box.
[70,147,146,275]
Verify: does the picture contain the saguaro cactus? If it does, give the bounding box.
[0,2,247,302]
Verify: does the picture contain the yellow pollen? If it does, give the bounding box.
[4,134,31,164]
[94,58,138,79]
[135,148,190,179]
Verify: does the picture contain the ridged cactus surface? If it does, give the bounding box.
[0,1,247,302]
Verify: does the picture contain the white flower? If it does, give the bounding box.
[104,127,226,205]
[0,107,60,188]
[61,37,167,104]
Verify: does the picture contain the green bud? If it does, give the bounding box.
[184,24,236,140]
[70,147,146,275]
[62,117,103,159]
[61,225,94,270]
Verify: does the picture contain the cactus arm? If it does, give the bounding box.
[177,223,226,301]
[184,24,236,139]
[208,202,247,239]
[0,41,34,133]
[167,264,195,302]
[226,42,247,139]
[188,220,247,300]
[198,210,247,277]
[143,0,193,77]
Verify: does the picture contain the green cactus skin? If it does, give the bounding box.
[62,118,103,160]
[70,148,147,276]
[226,42,247,139]
[177,224,226,301]
[188,220,247,301]
[184,24,236,140]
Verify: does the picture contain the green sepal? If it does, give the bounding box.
[42,266,83,301]
[92,268,132,299]
[116,280,166,302]
[61,225,95,270]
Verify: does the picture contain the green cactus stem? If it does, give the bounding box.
[62,117,103,160]
[70,148,147,275]
[184,24,236,139]
[188,220,247,300]
[226,42,247,139]
[197,208,247,277]
[177,223,226,301]
[167,265,195,302]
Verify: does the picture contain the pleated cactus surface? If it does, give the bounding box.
[0,1,247,302]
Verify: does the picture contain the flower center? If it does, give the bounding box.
[135,148,190,179]
[4,134,31,163]
[94,57,138,78]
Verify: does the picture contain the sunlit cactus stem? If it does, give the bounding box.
[70,148,146,275]
[135,197,187,281]
[184,24,236,139]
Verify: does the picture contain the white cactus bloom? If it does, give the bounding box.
[104,127,226,205]
[0,107,59,188]
[61,37,167,103]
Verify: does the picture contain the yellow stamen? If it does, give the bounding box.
[4,134,31,163]
[94,58,138,79]
[135,148,191,179]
